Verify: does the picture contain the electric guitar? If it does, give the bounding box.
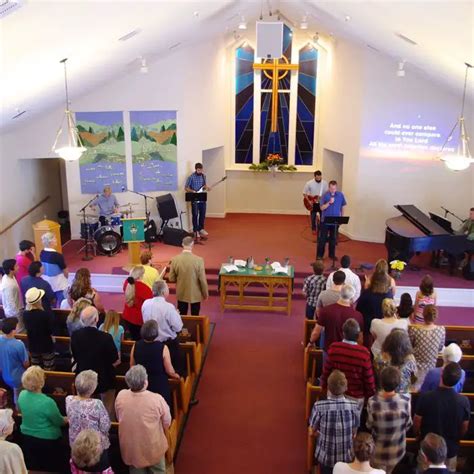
[303,195,320,211]
[197,176,227,193]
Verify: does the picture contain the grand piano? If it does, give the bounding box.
[385,205,473,268]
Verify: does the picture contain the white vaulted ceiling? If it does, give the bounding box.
[0,0,473,130]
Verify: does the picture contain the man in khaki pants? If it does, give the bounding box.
[168,236,208,315]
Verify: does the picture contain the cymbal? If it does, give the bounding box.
[119,202,139,208]
[76,213,98,218]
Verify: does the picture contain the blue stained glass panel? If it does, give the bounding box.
[235,44,255,164]
[295,44,318,166]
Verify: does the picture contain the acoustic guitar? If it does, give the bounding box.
[303,195,319,211]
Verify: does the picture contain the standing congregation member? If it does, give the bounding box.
[20,261,56,311]
[185,162,211,241]
[374,329,417,395]
[130,320,180,412]
[90,185,119,226]
[397,292,414,320]
[419,433,450,474]
[1,259,22,318]
[168,236,208,315]
[317,180,347,260]
[326,255,361,302]
[303,170,328,236]
[15,240,36,285]
[122,266,153,341]
[140,250,160,289]
[316,270,346,315]
[66,371,111,458]
[17,366,67,472]
[421,343,466,394]
[69,268,104,313]
[67,297,91,336]
[99,310,125,356]
[333,432,385,474]
[71,306,119,418]
[370,298,409,358]
[115,365,171,474]
[321,319,375,410]
[364,259,396,296]
[70,429,114,474]
[302,260,326,319]
[414,362,470,472]
[309,370,360,474]
[367,367,412,474]
[142,280,186,375]
[40,232,69,305]
[0,317,29,405]
[309,285,364,353]
[23,287,55,370]
[412,275,437,324]
[0,408,27,474]
[408,305,445,390]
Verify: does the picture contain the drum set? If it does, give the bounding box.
[78,203,138,258]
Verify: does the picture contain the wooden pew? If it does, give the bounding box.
[303,346,474,385]
[303,318,474,350]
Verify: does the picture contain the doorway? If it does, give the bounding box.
[322,148,344,190]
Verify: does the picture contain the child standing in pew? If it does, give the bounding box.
[99,310,125,361]
[303,260,327,319]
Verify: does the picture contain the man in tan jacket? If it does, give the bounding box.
[168,236,208,315]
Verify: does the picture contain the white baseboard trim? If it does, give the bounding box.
[77,272,474,307]
[225,209,308,215]
[207,212,226,218]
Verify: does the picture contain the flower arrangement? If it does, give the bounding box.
[248,153,297,173]
[390,260,407,279]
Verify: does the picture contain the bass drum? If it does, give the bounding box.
[94,226,122,256]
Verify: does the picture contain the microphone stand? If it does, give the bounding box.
[126,189,154,250]
[441,206,465,223]
[79,195,99,261]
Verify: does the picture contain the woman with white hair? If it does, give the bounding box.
[122,265,152,340]
[420,343,466,393]
[115,365,171,473]
[39,232,69,306]
[0,408,27,474]
[66,370,111,453]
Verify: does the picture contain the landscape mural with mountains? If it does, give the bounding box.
[76,111,127,194]
[130,110,178,192]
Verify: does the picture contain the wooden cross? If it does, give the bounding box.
[253,56,299,133]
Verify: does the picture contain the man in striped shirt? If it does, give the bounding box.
[320,318,375,410]
[309,370,360,474]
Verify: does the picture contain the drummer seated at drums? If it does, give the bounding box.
[90,185,119,226]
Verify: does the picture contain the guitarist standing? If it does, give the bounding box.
[185,163,211,242]
[303,170,328,237]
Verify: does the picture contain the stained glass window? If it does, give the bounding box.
[235,44,255,164]
[259,24,293,163]
[295,44,318,166]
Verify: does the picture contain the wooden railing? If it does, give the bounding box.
[0,195,50,235]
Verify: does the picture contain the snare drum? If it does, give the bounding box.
[94,226,122,256]
[80,219,99,240]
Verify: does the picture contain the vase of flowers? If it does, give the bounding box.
[266,154,283,176]
[390,260,407,280]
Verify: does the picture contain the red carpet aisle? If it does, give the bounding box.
[173,297,308,474]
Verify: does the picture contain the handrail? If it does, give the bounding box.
[0,195,50,236]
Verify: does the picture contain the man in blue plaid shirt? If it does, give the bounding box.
[185,163,211,241]
[302,260,326,319]
[309,370,360,474]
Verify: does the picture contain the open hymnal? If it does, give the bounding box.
[222,264,239,273]
[234,259,247,267]
[271,262,289,274]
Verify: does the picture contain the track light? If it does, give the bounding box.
[397,60,406,77]
[300,16,308,29]
[313,32,320,43]
[140,57,148,74]
[238,16,247,30]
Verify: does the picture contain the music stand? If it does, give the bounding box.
[324,216,350,269]
[185,192,207,203]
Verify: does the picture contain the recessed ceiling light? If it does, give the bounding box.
[300,16,308,29]
[140,57,148,74]
[238,16,247,30]
[344,15,351,22]
[118,28,141,42]
[193,11,199,17]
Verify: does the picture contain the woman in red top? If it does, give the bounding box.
[15,240,36,285]
[122,266,152,341]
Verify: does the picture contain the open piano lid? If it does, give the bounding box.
[394,205,451,236]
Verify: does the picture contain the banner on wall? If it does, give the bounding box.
[76,111,127,194]
[130,110,178,192]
